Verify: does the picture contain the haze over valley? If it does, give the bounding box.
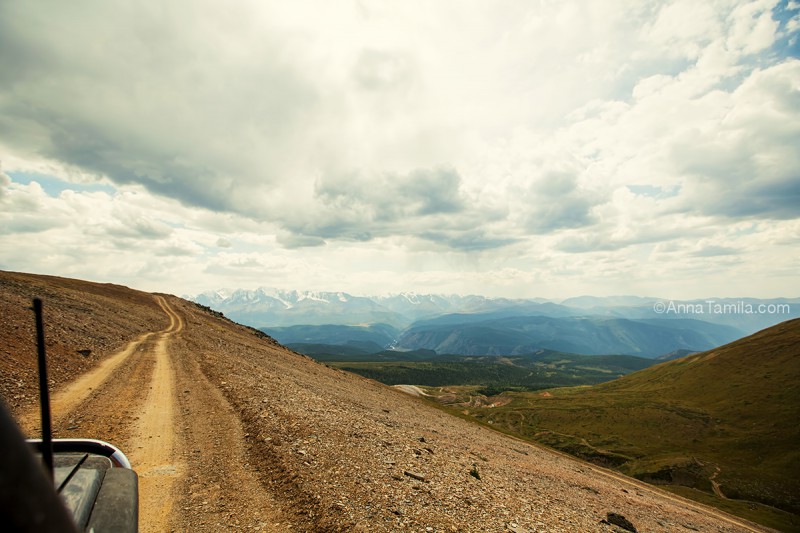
[192,287,799,357]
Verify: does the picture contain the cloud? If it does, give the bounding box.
[0,0,319,214]
[277,167,510,249]
[690,244,740,257]
[0,180,71,234]
[417,229,519,252]
[315,167,465,219]
[276,232,327,249]
[522,170,600,234]
[0,174,246,290]
[0,1,798,299]
[103,208,173,240]
[154,239,203,257]
[0,170,10,198]
[727,0,780,55]
[352,49,417,92]
[2,1,796,236]
[669,60,800,219]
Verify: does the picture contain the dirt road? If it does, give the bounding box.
[127,295,183,531]
[19,294,290,532]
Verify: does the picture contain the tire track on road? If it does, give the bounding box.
[127,295,184,533]
[17,315,164,436]
[50,332,156,422]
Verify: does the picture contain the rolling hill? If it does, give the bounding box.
[441,319,800,530]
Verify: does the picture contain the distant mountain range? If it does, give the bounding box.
[192,288,406,328]
[191,288,564,328]
[262,318,741,359]
[190,288,800,358]
[393,315,741,357]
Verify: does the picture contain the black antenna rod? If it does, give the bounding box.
[33,298,54,480]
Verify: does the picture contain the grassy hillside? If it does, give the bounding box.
[433,319,800,531]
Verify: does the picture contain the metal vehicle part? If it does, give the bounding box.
[0,298,139,532]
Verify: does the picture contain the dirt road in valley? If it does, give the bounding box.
[18,294,290,532]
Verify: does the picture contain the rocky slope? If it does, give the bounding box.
[1,271,771,531]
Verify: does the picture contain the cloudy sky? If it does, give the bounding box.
[1,0,798,299]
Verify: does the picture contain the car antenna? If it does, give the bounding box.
[33,298,55,481]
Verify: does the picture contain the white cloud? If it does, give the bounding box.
[644,0,719,59]
[0,0,798,298]
[727,0,780,55]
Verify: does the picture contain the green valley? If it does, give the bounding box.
[323,351,656,391]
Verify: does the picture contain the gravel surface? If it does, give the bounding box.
[1,271,772,532]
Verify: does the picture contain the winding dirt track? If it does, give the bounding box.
[127,295,183,531]
[18,294,290,532]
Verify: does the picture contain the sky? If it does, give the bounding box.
[1,0,799,300]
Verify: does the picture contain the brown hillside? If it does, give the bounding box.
[0,271,168,409]
[0,270,772,532]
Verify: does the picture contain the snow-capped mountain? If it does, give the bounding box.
[189,288,800,336]
[192,288,407,327]
[191,288,568,328]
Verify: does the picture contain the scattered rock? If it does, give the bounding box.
[403,470,427,482]
[605,512,637,532]
[469,463,481,480]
